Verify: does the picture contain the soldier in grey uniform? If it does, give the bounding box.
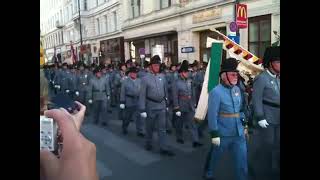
[172,60,203,147]
[65,65,78,100]
[54,63,70,95]
[120,67,145,137]
[252,46,280,176]
[165,64,178,133]
[75,63,91,104]
[112,63,126,107]
[139,55,175,156]
[86,66,111,125]
[137,61,150,78]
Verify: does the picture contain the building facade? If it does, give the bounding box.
[41,0,280,65]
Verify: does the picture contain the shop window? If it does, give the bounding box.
[131,0,141,18]
[160,0,171,9]
[248,15,271,58]
[200,27,227,63]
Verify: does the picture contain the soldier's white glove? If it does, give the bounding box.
[211,137,220,146]
[107,96,110,100]
[166,107,169,111]
[75,91,79,96]
[88,99,93,104]
[52,80,55,84]
[140,112,147,118]
[175,111,182,117]
[56,85,61,89]
[258,119,269,128]
[120,104,125,109]
[65,89,70,93]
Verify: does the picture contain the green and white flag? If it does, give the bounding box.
[194,41,223,121]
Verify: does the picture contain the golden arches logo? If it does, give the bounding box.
[237,5,247,19]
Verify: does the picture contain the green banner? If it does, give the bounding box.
[208,42,223,92]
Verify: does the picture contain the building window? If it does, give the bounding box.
[248,15,271,58]
[160,0,171,9]
[131,0,140,18]
[96,0,98,6]
[96,18,100,35]
[104,15,108,33]
[84,0,88,10]
[113,11,117,31]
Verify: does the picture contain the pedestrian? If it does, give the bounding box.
[172,60,203,148]
[203,58,248,180]
[139,55,175,156]
[86,66,111,125]
[120,67,145,137]
[251,46,280,177]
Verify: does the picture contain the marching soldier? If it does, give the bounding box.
[172,60,202,147]
[251,46,280,176]
[53,63,69,95]
[119,67,145,137]
[137,61,150,78]
[86,66,111,125]
[204,58,248,180]
[165,63,178,133]
[65,65,78,100]
[139,55,175,156]
[113,63,127,107]
[75,63,91,104]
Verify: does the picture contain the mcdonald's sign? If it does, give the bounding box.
[236,4,247,29]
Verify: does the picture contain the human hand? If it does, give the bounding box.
[211,137,220,146]
[40,108,98,180]
[258,119,269,128]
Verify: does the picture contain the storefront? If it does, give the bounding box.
[100,37,125,65]
[126,32,178,65]
[199,27,227,63]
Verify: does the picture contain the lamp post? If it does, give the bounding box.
[78,0,83,62]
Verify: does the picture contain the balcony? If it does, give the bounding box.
[56,20,64,29]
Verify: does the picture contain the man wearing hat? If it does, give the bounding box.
[112,63,127,107]
[86,66,111,125]
[120,67,144,137]
[172,60,203,148]
[165,63,178,133]
[65,64,78,100]
[75,63,91,105]
[138,61,150,78]
[139,55,175,156]
[204,58,248,180]
[54,62,71,95]
[251,46,280,176]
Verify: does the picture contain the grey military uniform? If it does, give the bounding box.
[66,72,77,99]
[139,72,170,150]
[75,71,91,103]
[120,77,144,134]
[252,69,280,175]
[172,76,199,143]
[87,76,111,124]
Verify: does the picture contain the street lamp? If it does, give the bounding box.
[78,0,83,62]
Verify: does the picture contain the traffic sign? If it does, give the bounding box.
[228,35,240,44]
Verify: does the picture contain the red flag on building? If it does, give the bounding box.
[70,41,77,64]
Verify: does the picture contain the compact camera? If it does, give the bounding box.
[40,116,57,152]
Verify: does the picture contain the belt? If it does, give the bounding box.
[126,94,137,98]
[179,95,191,100]
[93,90,106,92]
[263,100,280,108]
[147,97,164,103]
[219,113,240,118]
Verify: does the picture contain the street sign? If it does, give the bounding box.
[228,35,240,44]
[139,48,145,55]
[236,4,248,29]
[229,22,238,32]
[181,47,195,53]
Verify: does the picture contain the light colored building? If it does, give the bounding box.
[41,0,280,65]
[121,0,280,64]
[41,0,122,65]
